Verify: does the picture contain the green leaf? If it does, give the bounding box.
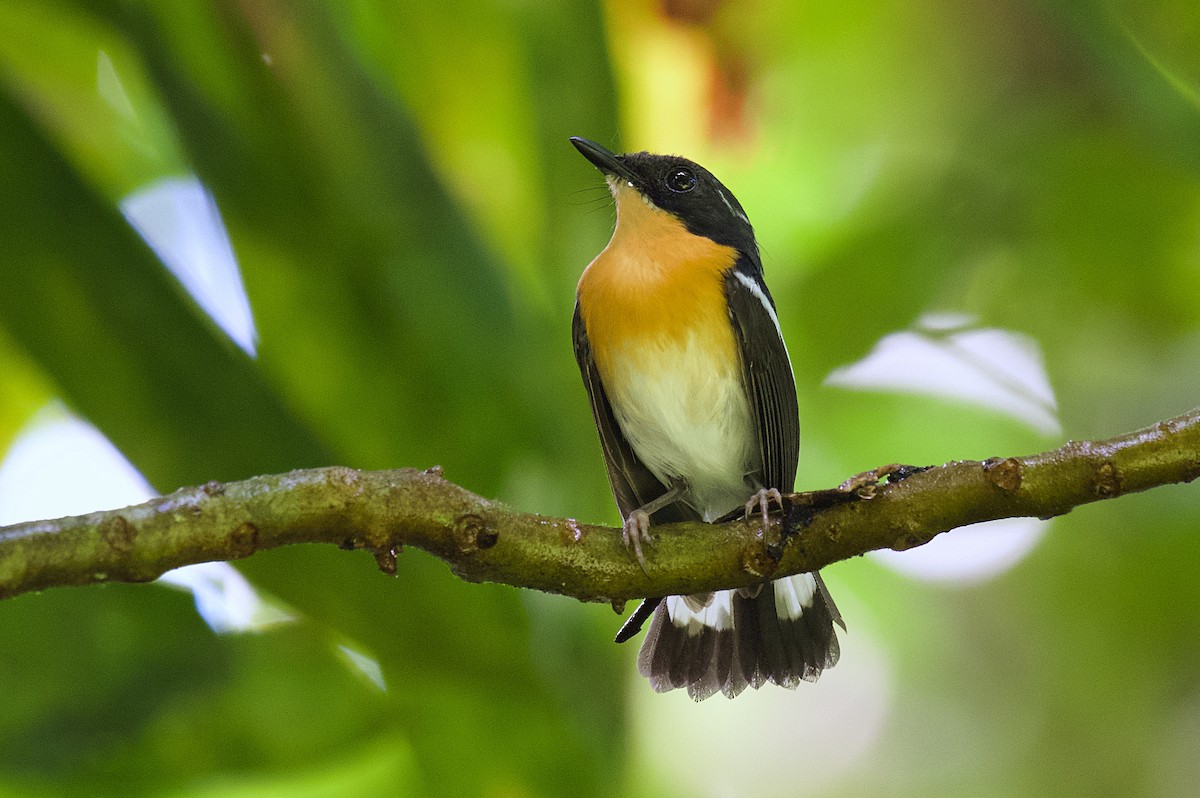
[0,89,331,489]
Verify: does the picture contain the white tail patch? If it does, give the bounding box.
[774,573,817,621]
[666,591,734,635]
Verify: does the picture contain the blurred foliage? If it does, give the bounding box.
[0,0,1197,796]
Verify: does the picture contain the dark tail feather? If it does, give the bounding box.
[751,587,791,685]
[636,600,727,701]
[633,572,841,701]
[733,590,766,690]
[715,622,745,698]
[816,572,846,631]
[643,605,685,686]
[615,597,661,643]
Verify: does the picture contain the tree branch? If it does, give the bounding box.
[2,409,1198,603]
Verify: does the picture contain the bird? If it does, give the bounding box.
[569,136,844,701]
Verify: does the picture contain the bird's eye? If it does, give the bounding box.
[665,168,697,193]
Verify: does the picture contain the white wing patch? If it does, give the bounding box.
[666,590,734,635]
[732,270,795,380]
[773,573,817,621]
[732,271,785,345]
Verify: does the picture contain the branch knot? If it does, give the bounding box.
[1092,461,1124,498]
[99,515,135,553]
[454,513,498,554]
[984,457,1023,493]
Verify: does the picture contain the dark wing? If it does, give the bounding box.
[724,258,800,493]
[572,300,677,519]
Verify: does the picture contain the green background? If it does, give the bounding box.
[0,0,1198,795]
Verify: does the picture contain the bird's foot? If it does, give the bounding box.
[744,487,785,553]
[837,463,912,498]
[744,487,785,527]
[622,509,654,572]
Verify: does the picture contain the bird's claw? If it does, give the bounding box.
[622,510,654,572]
[744,487,784,528]
[838,463,909,497]
[744,487,785,552]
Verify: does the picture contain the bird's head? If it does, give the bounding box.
[571,137,757,256]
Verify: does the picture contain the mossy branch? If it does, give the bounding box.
[1,409,1198,603]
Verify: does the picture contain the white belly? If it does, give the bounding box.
[607,333,756,520]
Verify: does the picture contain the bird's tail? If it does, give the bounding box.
[635,572,843,701]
